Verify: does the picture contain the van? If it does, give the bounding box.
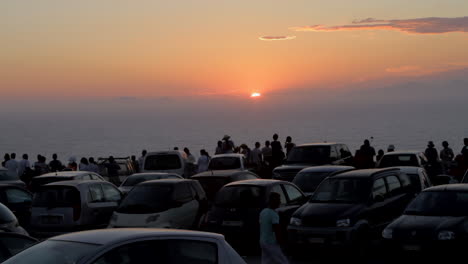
[142,151,188,177]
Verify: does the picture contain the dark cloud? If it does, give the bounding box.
[259,35,296,41]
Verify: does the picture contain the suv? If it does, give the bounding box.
[208,154,250,171]
[288,168,420,252]
[273,143,353,182]
[109,179,208,229]
[142,151,188,177]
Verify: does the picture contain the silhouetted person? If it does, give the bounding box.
[5,153,18,178]
[387,145,395,152]
[131,155,139,173]
[49,154,64,172]
[251,142,263,168]
[262,141,272,166]
[138,150,147,172]
[215,141,223,155]
[440,141,454,174]
[359,139,376,168]
[184,148,196,177]
[105,156,121,186]
[271,134,285,168]
[1,154,10,168]
[462,138,468,166]
[173,147,179,151]
[376,149,385,163]
[88,157,99,173]
[221,135,235,154]
[284,136,295,157]
[67,156,78,171]
[79,157,89,171]
[197,149,210,173]
[425,141,439,164]
[34,155,49,176]
[18,154,31,179]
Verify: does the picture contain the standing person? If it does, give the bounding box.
[18,154,31,179]
[67,157,78,171]
[462,138,468,166]
[262,141,273,165]
[5,153,19,178]
[284,136,295,158]
[197,149,211,173]
[215,141,223,155]
[1,154,10,168]
[359,139,376,169]
[49,154,64,172]
[440,141,454,174]
[79,157,89,171]
[184,148,196,177]
[87,157,99,173]
[425,141,439,164]
[138,150,147,172]
[105,156,121,186]
[34,155,49,176]
[376,149,385,163]
[271,134,285,168]
[130,155,139,173]
[387,145,395,152]
[251,142,263,167]
[240,144,251,163]
[259,192,289,264]
[221,135,235,154]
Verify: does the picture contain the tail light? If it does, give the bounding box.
[72,203,81,221]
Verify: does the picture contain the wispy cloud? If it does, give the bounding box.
[290,16,468,34]
[385,63,468,76]
[259,35,296,41]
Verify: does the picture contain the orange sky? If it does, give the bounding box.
[1,1,468,99]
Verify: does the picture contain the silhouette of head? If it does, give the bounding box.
[173,147,179,151]
[255,142,260,148]
[52,153,58,160]
[80,157,88,165]
[464,138,468,146]
[109,156,115,163]
[89,157,95,163]
[10,153,16,159]
[4,154,10,161]
[378,149,384,156]
[142,150,147,156]
[273,134,279,141]
[364,139,370,146]
[265,140,270,147]
[131,155,136,161]
[23,154,28,160]
[442,141,449,148]
[184,148,190,155]
[428,141,435,148]
[286,136,292,143]
[217,141,222,147]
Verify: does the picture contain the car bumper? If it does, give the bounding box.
[288,225,355,247]
[385,239,461,255]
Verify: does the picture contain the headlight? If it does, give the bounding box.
[438,231,455,240]
[290,217,302,226]
[110,213,118,223]
[146,215,160,223]
[336,219,351,227]
[382,228,393,239]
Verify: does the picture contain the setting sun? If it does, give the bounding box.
[251,92,261,98]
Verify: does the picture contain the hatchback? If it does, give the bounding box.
[119,172,183,195]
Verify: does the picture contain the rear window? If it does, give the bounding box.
[286,146,331,165]
[33,187,80,208]
[208,157,241,170]
[378,155,419,168]
[215,186,265,208]
[117,185,175,214]
[144,155,182,170]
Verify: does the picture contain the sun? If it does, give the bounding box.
[250,92,261,98]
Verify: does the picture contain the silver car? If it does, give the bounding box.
[30,180,122,237]
[4,228,247,264]
[119,172,182,194]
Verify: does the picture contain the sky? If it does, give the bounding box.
[1,0,468,107]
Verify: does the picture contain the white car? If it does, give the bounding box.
[208,154,249,171]
[118,172,183,195]
[142,151,188,177]
[4,228,247,264]
[377,151,428,168]
[109,179,208,229]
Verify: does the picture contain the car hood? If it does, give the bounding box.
[388,215,467,238]
[293,202,365,226]
[274,165,311,171]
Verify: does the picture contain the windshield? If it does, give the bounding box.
[215,186,265,208]
[3,240,98,264]
[286,146,331,164]
[122,175,178,187]
[144,155,182,171]
[378,155,419,168]
[311,178,370,203]
[117,185,174,214]
[208,157,241,170]
[33,187,80,208]
[405,191,468,216]
[293,172,329,193]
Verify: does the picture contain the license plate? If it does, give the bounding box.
[41,216,61,224]
[402,244,421,251]
[308,237,325,244]
[222,221,243,227]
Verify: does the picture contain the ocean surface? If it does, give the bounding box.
[0,101,466,162]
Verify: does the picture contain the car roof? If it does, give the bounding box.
[211,154,245,158]
[298,166,355,174]
[43,180,104,187]
[424,184,468,192]
[383,151,422,156]
[128,173,182,178]
[331,168,400,179]
[224,179,282,187]
[386,166,422,173]
[138,179,192,186]
[37,171,95,178]
[192,170,250,178]
[51,228,224,245]
[146,151,183,155]
[296,143,341,147]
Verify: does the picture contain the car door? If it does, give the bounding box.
[100,183,122,223]
[383,175,408,220]
[366,177,389,231]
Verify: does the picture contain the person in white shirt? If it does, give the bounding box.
[184,148,196,177]
[5,153,19,178]
[18,154,31,177]
[138,150,147,172]
[87,157,100,173]
[251,142,263,168]
[197,149,211,173]
[79,157,90,171]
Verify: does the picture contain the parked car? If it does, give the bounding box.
[273,143,353,182]
[98,157,136,182]
[208,154,250,171]
[30,180,122,237]
[389,167,432,192]
[109,179,208,229]
[0,168,26,188]
[4,228,246,264]
[191,170,259,201]
[377,151,428,169]
[0,233,37,262]
[0,185,33,227]
[204,179,307,250]
[142,151,188,177]
[288,168,420,253]
[29,171,105,192]
[383,184,468,256]
[0,203,28,236]
[118,172,183,195]
[292,166,355,197]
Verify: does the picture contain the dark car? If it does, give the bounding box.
[0,203,28,236]
[288,168,420,253]
[292,166,355,197]
[204,179,307,251]
[0,233,37,262]
[383,184,468,256]
[273,143,353,182]
[0,168,27,188]
[377,151,428,169]
[0,185,33,227]
[191,170,259,202]
[29,171,105,192]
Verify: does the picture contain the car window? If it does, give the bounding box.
[340,145,352,158]
[372,178,387,199]
[174,183,193,203]
[330,146,338,160]
[385,176,401,196]
[5,188,31,204]
[282,184,303,203]
[82,175,91,180]
[101,184,121,202]
[398,173,412,188]
[88,184,105,203]
[93,239,217,264]
[271,185,287,205]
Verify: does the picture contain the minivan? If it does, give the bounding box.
[142,151,188,177]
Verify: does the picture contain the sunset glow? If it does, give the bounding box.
[251,93,261,98]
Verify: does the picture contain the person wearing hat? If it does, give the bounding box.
[221,135,235,154]
[387,144,395,152]
[425,141,439,164]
